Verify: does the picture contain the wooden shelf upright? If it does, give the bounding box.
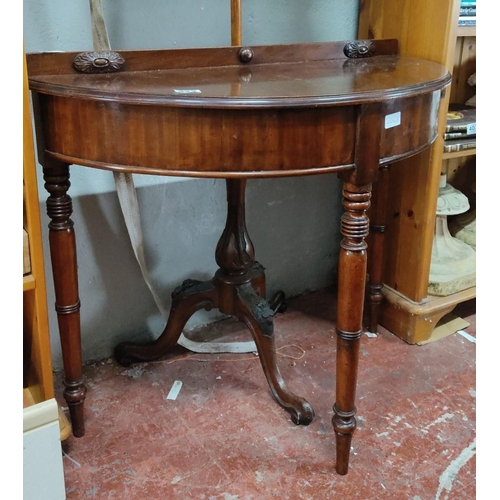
[358,0,476,344]
[23,49,71,440]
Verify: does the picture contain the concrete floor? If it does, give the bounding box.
[55,288,476,499]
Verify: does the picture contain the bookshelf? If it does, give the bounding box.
[23,48,71,439]
[443,149,476,160]
[358,0,476,344]
[23,48,54,405]
[457,26,476,37]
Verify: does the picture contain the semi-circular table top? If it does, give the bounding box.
[28,40,450,107]
[27,39,451,178]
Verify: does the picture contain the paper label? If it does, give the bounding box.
[466,123,476,135]
[385,111,401,129]
[166,380,183,400]
[173,89,202,94]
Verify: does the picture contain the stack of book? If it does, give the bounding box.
[459,0,476,26]
[444,105,476,153]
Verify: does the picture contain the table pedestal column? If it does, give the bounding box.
[115,179,314,425]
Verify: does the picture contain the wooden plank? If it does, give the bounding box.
[380,285,476,344]
[230,0,242,45]
[359,0,459,66]
[58,407,72,441]
[23,274,35,291]
[358,0,459,302]
[358,1,477,340]
[443,154,476,195]
[450,36,476,105]
[23,48,55,402]
[23,387,36,409]
[457,26,476,37]
[442,148,476,160]
[23,228,31,275]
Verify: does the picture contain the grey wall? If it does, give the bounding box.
[24,0,360,370]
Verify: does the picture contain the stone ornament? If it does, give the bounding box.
[450,181,476,250]
[435,182,470,215]
[428,176,475,296]
[450,210,476,250]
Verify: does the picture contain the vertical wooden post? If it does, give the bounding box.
[333,181,371,475]
[333,103,382,474]
[230,0,242,46]
[43,162,86,437]
[23,50,55,404]
[367,165,391,334]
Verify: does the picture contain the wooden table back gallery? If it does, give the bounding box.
[27,39,450,475]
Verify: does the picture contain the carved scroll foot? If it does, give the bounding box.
[115,279,216,366]
[236,282,314,425]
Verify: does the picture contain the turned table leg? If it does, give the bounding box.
[333,102,382,474]
[333,181,372,475]
[43,162,86,437]
[367,165,390,334]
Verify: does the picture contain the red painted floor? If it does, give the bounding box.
[56,288,476,499]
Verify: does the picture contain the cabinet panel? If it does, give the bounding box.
[359,0,476,343]
[23,51,54,403]
[450,36,476,105]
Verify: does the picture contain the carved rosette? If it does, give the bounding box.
[343,41,376,59]
[73,51,125,74]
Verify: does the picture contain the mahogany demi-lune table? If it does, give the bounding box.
[27,39,451,475]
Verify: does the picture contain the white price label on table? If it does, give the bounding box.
[384,111,401,129]
[174,89,202,94]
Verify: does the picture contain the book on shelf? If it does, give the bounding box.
[460,6,476,16]
[444,131,476,141]
[459,0,476,5]
[458,16,476,26]
[445,105,476,134]
[443,137,476,153]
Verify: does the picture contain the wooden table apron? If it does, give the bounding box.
[27,40,450,475]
